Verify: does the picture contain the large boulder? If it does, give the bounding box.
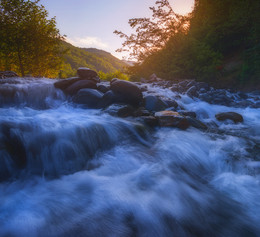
[154,111,190,130]
[54,77,82,90]
[73,88,103,108]
[144,95,168,112]
[110,79,143,106]
[77,67,99,82]
[215,112,243,123]
[65,80,97,95]
[100,90,130,108]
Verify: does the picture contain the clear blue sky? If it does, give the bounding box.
[41,0,194,59]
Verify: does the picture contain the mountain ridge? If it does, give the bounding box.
[60,41,128,78]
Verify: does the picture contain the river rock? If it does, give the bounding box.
[251,102,260,108]
[186,117,208,130]
[140,85,148,92]
[199,93,212,103]
[110,79,143,106]
[186,80,196,89]
[1,123,27,171]
[144,95,168,112]
[134,107,151,117]
[77,67,99,82]
[117,105,135,117]
[238,92,248,99]
[103,104,135,117]
[236,100,254,108]
[213,95,232,106]
[163,99,178,108]
[111,78,119,84]
[54,77,82,90]
[154,111,190,130]
[100,90,135,108]
[199,88,207,94]
[100,90,117,107]
[215,112,243,123]
[73,88,103,108]
[178,80,190,88]
[65,80,97,95]
[186,86,198,98]
[178,110,197,118]
[0,71,18,78]
[170,85,179,92]
[196,82,209,91]
[97,84,110,93]
[138,116,158,127]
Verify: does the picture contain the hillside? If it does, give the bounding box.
[59,41,128,78]
[124,0,260,90]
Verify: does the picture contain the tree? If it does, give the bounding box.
[0,0,64,77]
[116,0,260,87]
[114,0,189,61]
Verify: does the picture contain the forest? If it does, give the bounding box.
[116,0,260,89]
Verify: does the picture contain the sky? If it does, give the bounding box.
[41,0,194,59]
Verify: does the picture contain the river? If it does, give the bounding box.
[0,77,260,236]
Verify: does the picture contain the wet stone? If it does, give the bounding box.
[65,79,97,95]
[155,111,190,130]
[110,79,143,106]
[215,112,244,123]
[178,110,197,118]
[77,67,99,82]
[73,88,103,108]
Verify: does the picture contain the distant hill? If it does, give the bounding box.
[121,60,136,67]
[59,41,128,78]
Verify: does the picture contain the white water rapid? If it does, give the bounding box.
[0,78,260,237]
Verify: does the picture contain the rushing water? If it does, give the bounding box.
[0,78,260,236]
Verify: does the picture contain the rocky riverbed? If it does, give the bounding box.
[0,69,260,236]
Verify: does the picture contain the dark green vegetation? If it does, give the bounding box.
[0,0,64,77]
[60,41,128,78]
[116,0,260,89]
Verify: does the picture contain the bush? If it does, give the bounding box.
[98,70,129,81]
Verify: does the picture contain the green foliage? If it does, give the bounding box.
[116,0,260,88]
[0,0,64,77]
[59,41,128,78]
[98,70,129,81]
